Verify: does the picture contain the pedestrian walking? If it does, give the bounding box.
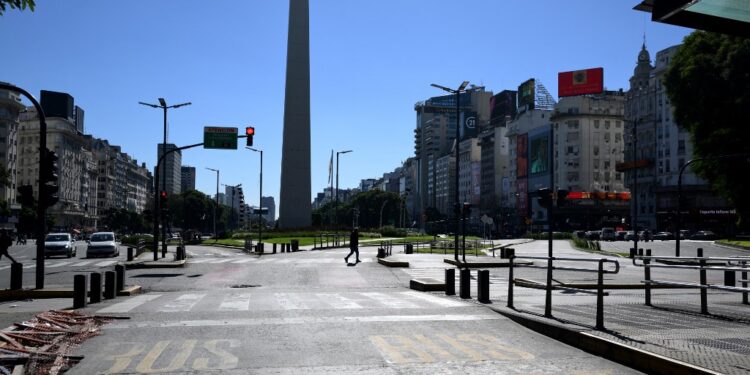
[0,229,17,263]
[344,228,360,264]
[15,233,24,245]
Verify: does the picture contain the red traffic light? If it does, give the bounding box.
[160,191,168,199]
[246,127,255,136]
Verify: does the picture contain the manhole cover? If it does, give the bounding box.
[230,284,260,288]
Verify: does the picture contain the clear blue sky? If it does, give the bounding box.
[1,1,692,217]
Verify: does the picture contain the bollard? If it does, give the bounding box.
[73,274,88,309]
[501,248,515,259]
[725,270,736,287]
[507,256,515,308]
[629,247,635,259]
[477,270,490,303]
[90,272,102,304]
[104,271,116,299]
[644,249,652,306]
[291,239,299,252]
[127,247,134,261]
[273,243,277,254]
[638,248,644,257]
[10,263,23,290]
[257,243,264,254]
[405,244,413,254]
[698,247,708,314]
[162,243,167,258]
[115,265,125,292]
[596,259,605,330]
[445,269,455,296]
[459,268,471,299]
[377,248,385,258]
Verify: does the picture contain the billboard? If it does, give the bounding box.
[529,135,550,175]
[517,79,535,110]
[558,67,604,97]
[490,90,517,126]
[516,179,528,216]
[516,134,528,178]
[460,111,478,140]
[426,92,471,108]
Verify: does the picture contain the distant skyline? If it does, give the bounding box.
[0,1,692,217]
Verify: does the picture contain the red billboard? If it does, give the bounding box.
[517,134,528,178]
[558,67,603,97]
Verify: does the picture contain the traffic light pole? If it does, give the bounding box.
[0,83,50,290]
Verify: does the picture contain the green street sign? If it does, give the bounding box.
[204,127,238,149]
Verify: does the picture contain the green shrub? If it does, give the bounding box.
[523,231,572,240]
[121,234,153,245]
[379,226,407,237]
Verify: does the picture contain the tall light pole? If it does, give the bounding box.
[336,150,353,245]
[206,168,219,238]
[247,147,263,243]
[140,98,190,251]
[431,81,469,263]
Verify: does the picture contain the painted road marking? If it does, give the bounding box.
[206,259,234,264]
[230,258,255,264]
[100,339,240,374]
[316,293,362,309]
[97,294,163,313]
[275,293,310,310]
[361,292,420,309]
[95,260,118,266]
[71,260,94,266]
[187,258,213,263]
[369,333,534,364]
[46,261,73,268]
[23,264,35,269]
[400,291,468,307]
[159,294,206,312]
[105,314,502,329]
[218,293,252,311]
[0,266,9,270]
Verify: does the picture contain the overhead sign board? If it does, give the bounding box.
[558,67,604,97]
[204,127,238,149]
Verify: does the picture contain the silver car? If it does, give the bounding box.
[44,233,77,258]
[86,232,120,258]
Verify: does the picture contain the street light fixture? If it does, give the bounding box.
[336,150,353,245]
[140,98,191,253]
[247,147,264,244]
[205,168,219,238]
[431,81,469,263]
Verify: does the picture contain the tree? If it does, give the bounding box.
[0,0,34,15]
[664,31,750,229]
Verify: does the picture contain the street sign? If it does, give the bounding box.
[203,127,238,149]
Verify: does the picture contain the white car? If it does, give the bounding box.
[44,233,76,258]
[86,232,120,258]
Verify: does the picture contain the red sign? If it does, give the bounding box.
[558,67,603,97]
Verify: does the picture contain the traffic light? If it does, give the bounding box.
[462,202,472,217]
[160,191,168,205]
[537,188,552,209]
[246,127,255,146]
[556,190,569,207]
[17,185,34,207]
[40,149,59,208]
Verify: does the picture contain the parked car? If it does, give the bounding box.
[601,227,616,241]
[679,230,692,239]
[585,230,601,240]
[86,232,120,258]
[624,231,638,241]
[653,232,675,241]
[574,230,586,238]
[44,233,76,258]
[690,230,716,240]
[616,231,628,241]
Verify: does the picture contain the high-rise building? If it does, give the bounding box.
[479,90,516,221]
[181,166,196,192]
[156,143,181,195]
[279,0,312,228]
[0,85,24,208]
[260,196,276,222]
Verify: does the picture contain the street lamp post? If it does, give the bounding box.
[206,168,219,238]
[631,119,639,256]
[431,81,469,263]
[139,98,191,253]
[335,150,352,245]
[247,147,263,243]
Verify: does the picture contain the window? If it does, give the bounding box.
[605,121,611,129]
[678,140,685,155]
[594,120,600,129]
[593,145,600,156]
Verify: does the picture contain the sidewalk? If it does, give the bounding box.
[124,246,186,268]
[397,239,750,374]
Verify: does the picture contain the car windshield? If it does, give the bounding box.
[46,235,69,242]
[90,234,114,242]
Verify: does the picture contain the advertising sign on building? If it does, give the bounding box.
[517,134,528,178]
[517,79,536,110]
[558,67,604,97]
[516,179,528,216]
[529,134,550,176]
[460,111,478,140]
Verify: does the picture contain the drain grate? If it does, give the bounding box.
[230,284,260,288]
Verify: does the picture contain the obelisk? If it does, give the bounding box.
[279,0,312,228]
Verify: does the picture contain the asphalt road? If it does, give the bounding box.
[69,245,639,374]
[0,241,127,289]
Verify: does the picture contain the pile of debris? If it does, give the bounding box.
[0,310,123,374]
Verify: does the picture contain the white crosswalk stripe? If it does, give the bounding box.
[97,294,162,313]
[275,293,310,310]
[94,260,118,267]
[231,258,255,264]
[400,291,468,307]
[218,293,252,311]
[70,261,94,266]
[158,293,206,312]
[360,292,420,309]
[316,293,362,309]
[46,261,73,268]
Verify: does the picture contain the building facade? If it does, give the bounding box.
[0,86,24,209]
[181,166,196,192]
[156,143,182,196]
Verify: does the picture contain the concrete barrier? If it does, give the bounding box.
[104,271,116,299]
[73,274,88,308]
[90,272,102,304]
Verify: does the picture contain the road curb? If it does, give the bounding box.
[443,258,533,268]
[123,259,186,269]
[0,285,143,300]
[118,285,142,296]
[489,306,721,375]
[377,258,409,267]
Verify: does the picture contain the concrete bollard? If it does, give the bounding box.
[127,247,134,261]
[501,248,515,259]
[115,265,125,292]
[629,247,635,259]
[291,240,299,252]
[477,270,490,303]
[104,271,116,299]
[459,268,471,299]
[10,263,23,290]
[90,272,102,304]
[445,269,455,296]
[405,244,413,254]
[725,270,736,287]
[257,243,264,254]
[73,274,88,309]
[273,243,277,254]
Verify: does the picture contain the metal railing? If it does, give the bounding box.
[312,233,348,249]
[507,255,620,330]
[632,248,750,314]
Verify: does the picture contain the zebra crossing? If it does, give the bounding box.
[96,290,469,314]
[0,259,119,270]
[187,257,374,264]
